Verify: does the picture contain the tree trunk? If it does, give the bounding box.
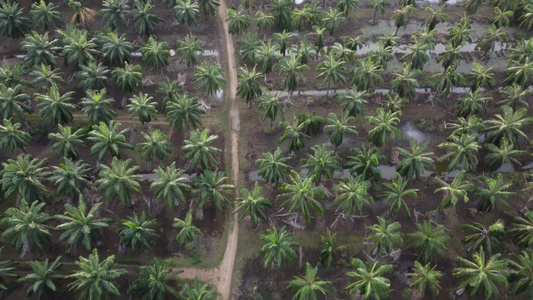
[372,9,377,23]
[333,144,337,156]
[432,209,438,217]
[263,30,267,42]
[323,78,332,104]
[395,26,399,36]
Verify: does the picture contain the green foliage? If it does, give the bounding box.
[120,212,158,251]
[255,147,291,185]
[407,220,449,263]
[345,258,393,299]
[0,1,30,39]
[81,89,117,125]
[129,259,179,300]
[35,84,76,125]
[139,129,173,163]
[332,175,372,217]
[461,220,504,255]
[302,144,341,185]
[96,157,142,205]
[173,210,203,245]
[395,138,434,180]
[50,159,91,200]
[226,8,250,35]
[31,0,63,31]
[366,216,403,256]
[126,92,157,125]
[259,226,299,268]
[182,128,221,171]
[112,62,143,92]
[101,0,130,31]
[345,144,385,182]
[407,261,442,297]
[234,181,272,227]
[88,121,133,161]
[192,169,234,211]
[166,92,204,131]
[21,31,60,67]
[150,162,191,208]
[18,256,64,300]
[380,173,418,220]
[277,171,325,224]
[0,154,50,201]
[366,108,402,147]
[287,262,330,300]
[0,118,31,153]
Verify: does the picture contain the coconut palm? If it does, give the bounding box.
[112,62,143,92]
[77,62,110,91]
[0,60,28,88]
[0,248,15,290]
[389,64,420,99]
[182,128,221,171]
[68,249,128,300]
[132,1,163,38]
[311,25,326,51]
[485,138,526,170]
[315,54,348,102]
[156,80,182,110]
[437,133,479,172]
[0,118,30,154]
[407,220,449,263]
[254,40,280,81]
[35,84,76,125]
[150,162,190,208]
[68,0,97,28]
[256,11,274,41]
[0,84,32,121]
[370,0,389,23]
[119,212,158,252]
[127,92,157,125]
[467,63,495,92]
[407,261,442,297]
[0,154,50,202]
[50,159,91,200]
[287,262,331,300]
[140,37,170,74]
[491,7,513,28]
[484,105,533,147]
[88,121,133,161]
[139,129,172,164]
[256,147,291,185]
[291,7,311,32]
[505,58,533,89]
[279,118,311,154]
[237,65,264,108]
[401,40,430,71]
[30,64,64,92]
[302,144,341,185]
[226,8,250,36]
[462,0,483,14]
[332,175,372,217]
[297,112,324,135]
[380,174,418,220]
[129,259,179,300]
[345,144,385,182]
[475,174,514,212]
[345,258,393,299]
[241,33,262,63]
[259,226,299,268]
[58,27,99,67]
[352,57,384,92]
[367,217,403,256]
[477,26,507,57]
[173,0,200,33]
[337,0,358,17]
[455,90,491,118]
[331,42,355,63]
[100,32,133,67]
[234,182,271,228]
[0,1,30,39]
[182,278,219,299]
[511,210,533,247]
[276,55,308,104]
[453,247,508,298]
[173,209,203,246]
[96,157,142,205]
[395,139,434,180]
[81,89,117,125]
[166,93,204,131]
[257,93,284,130]
[392,5,412,36]
[277,171,325,224]
[198,0,219,17]
[194,61,226,105]
[366,108,401,148]
[447,116,484,137]
[508,249,533,297]
[319,229,344,269]
[21,31,60,68]
[192,170,234,211]
[268,0,291,30]
[368,41,393,70]
[176,35,203,70]
[498,83,529,109]
[462,220,504,255]
[337,89,367,118]
[423,4,447,30]
[101,0,130,31]
[434,170,473,215]
[18,256,64,300]
[30,0,63,32]
[324,112,357,154]
[322,7,345,36]
[56,198,112,252]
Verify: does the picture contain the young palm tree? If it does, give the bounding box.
[276,55,308,104]
[337,89,367,118]
[381,174,418,220]
[0,248,15,290]
[508,249,533,297]
[258,93,284,129]
[254,40,280,81]
[234,182,272,228]
[467,62,495,92]
[194,61,226,105]
[505,58,533,89]
[240,33,261,63]
[287,262,331,300]
[297,112,324,135]
[139,129,172,164]
[453,247,508,298]
[510,210,533,247]
[166,92,204,131]
[100,32,133,67]
[462,220,504,255]
[237,65,264,108]
[366,108,402,148]
[21,31,60,68]
[332,175,372,217]
[345,258,393,299]
[182,278,219,299]
[126,92,158,125]
[255,147,291,185]
[337,0,358,17]
[96,157,142,205]
[226,8,250,35]
[310,25,326,51]
[88,121,133,161]
[101,0,130,31]
[324,112,357,154]
[192,170,234,211]
[277,171,325,224]
[0,84,32,121]
[331,42,355,64]
[498,83,530,109]
[395,139,434,180]
[407,261,441,298]
[140,37,170,74]
[112,62,143,92]
[18,256,64,300]
[0,118,31,154]
[491,7,513,28]
[54,125,82,158]
[1,201,53,254]
[0,154,50,202]
[319,229,343,269]
[390,64,420,99]
[156,80,182,109]
[0,1,31,39]
[454,90,491,118]
[302,144,341,185]
[176,35,203,70]
[485,138,526,170]
[35,84,76,125]
[68,0,97,28]
[68,249,128,300]
[119,212,158,252]
[198,0,219,18]
[58,27,99,67]
[423,4,447,30]
[475,174,513,212]
[352,57,384,92]
[462,0,484,15]
[256,11,274,41]
[370,0,389,23]
[401,40,430,71]
[315,54,347,102]
[268,0,291,30]
[182,128,221,171]
[81,89,117,125]
[484,105,533,147]
[322,7,345,36]
[434,170,473,215]
[30,0,63,32]
[0,60,28,88]
[129,259,179,300]
[150,162,190,208]
[173,0,200,34]
[30,64,64,92]
[408,220,449,263]
[56,198,112,252]
[367,217,403,256]
[173,209,203,246]
[279,118,311,154]
[392,5,413,36]
[437,133,479,172]
[50,159,91,200]
[260,226,299,268]
[77,62,110,91]
[344,144,384,182]
[132,1,163,38]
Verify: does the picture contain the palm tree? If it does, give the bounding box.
[345,258,393,299]
[198,0,219,18]
[370,0,389,23]
[0,154,50,201]
[508,249,533,297]
[337,0,358,17]
[408,261,442,298]
[237,65,264,108]
[484,105,533,147]
[182,128,221,171]
[505,58,533,89]
[437,43,463,71]
[260,226,299,268]
[287,262,330,300]
[0,60,28,88]
[101,0,130,31]
[88,121,133,161]
[257,93,284,129]
[21,31,60,68]
[277,171,325,224]
[127,92,158,125]
[467,63,495,92]
[395,139,434,180]
[58,27,99,67]
[352,57,384,92]
[35,84,76,125]
[276,55,308,104]
[511,210,533,247]
[462,220,504,255]
[322,7,345,35]
[279,118,311,154]
[0,248,15,290]
[319,229,343,269]
[344,144,384,182]
[254,40,280,81]
[18,256,64,300]
[1,201,53,254]
[0,84,32,121]
[68,249,128,300]
[132,1,163,38]
[389,64,420,99]
[477,26,507,57]
[331,42,355,63]
[401,41,430,71]
[454,90,491,118]
[173,0,200,34]
[100,32,133,67]
[140,37,170,75]
[332,175,372,217]
[129,259,179,300]
[96,157,142,205]
[139,129,172,164]
[324,112,357,154]
[226,8,250,35]
[256,11,274,41]
[407,220,449,263]
[56,198,112,252]
[392,5,413,36]
[437,133,479,172]
[423,4,447,30]
[30,0,63,32]
[447,116,484,137]
[434,171,473,215]
[50,159,91,200]
[77,62,110,91]
[297,112,324,135]
[30,64,64,92]
[166,92,204,131]
[182,278,219,299]
[337,89,367,118]
[302,144,341,185]
[192,170,234,211]
[485,138,526,170]
[367,217,403,256]
[475,174,513,212]
[173,209,203,246]
[156,80,182,110]
[491,7,513,28]
[310,25,326,51]
[177,35,203,70]
[81,89,117,125]
[498,83,530,109]
[112,62,143,92]
[268,0,291,30]
[119,212,158,251]
[234,182,272,228]
[366,108,402,148]
[0,118,30,154]
[381,174,418,220]
[150,162,190,208]
[315,54,347,102]
[68,0,96,28]
[462,0,483,15]
[0,1,30,39]
[255,147,291,185]
[194,61,226,105]
[453,247,508,298]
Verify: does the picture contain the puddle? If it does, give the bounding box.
[399,120,432,144]
[132,51,142,57]
[377,165,397,180]
[169,49,176,56]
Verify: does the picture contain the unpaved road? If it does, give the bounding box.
[177,1,241,299]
